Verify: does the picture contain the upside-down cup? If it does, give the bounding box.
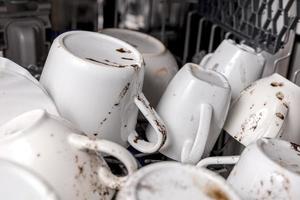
[40,31,167,153]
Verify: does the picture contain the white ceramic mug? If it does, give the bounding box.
[0,109,138,200]
[225,73,300,146]
[197,138,300,200]
[117,161,241,200]
[100,28,179,107]
[200,39,265,100]
[146,63,231,164]
[40,31,167,153]
[0,57,59,126]
[0,159,59,200]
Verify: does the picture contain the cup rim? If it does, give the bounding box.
[185,63,231,89]
[271,73,300,90]
[56,30,144,71]
[0,109,81,143]
[0,109,47,142]
[0,158,59,199]
[99,28,166,57]
[118,161,240,200]
[222,39,258,55]
[254,138,300,177]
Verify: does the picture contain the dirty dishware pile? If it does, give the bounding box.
[0,30,300,200]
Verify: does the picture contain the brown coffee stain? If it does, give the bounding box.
[275,113,285,120]
[283,102,289,109]
[119,82,130,99]
[205,186,229,200]
[155,68,168,76]
[276,92,284,101]
[100,118,107,125]
[116,48,131,53]
[291,142,300,152]
[271,82,284,87]
[130,64,140,71]
[121,57,134,60]
[86,57,126,68]
[133,135,141,143]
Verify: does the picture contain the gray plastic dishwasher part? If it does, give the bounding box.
[5,18,46,68]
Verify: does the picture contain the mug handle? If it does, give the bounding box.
[68,134,138,189]
[181,103,213,164]
[127,93,167,153]
[197,156,240,168]
[199,53,213,67]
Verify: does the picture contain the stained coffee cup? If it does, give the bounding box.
[197,138,300,200]
[40,31,167,153]
[224,73,300,146]
[0,109,138,200]
[146,63,231,164]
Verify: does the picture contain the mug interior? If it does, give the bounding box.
[0,109,46,140]
[259,139,300,175]
[61,31,142,69]
[124,162,238,200]
[189,64,229,88]
[101,28,165,56]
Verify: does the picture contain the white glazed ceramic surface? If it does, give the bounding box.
[0,109,138,200]
[224,73,300,146]
[0,57,58,125]
[40,31,167,153]
[198,138,300,200]
[146,63,231,164]
[0,159,59,200]
[200,39,265,100]
[100,28,179,107]
[117,162,241,200]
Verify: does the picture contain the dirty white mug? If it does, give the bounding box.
[200,39,265,100]
[0,57,59,126]
[40,31,167,153]
[0,159,59,200]
[225,73,300,146]
[197,138,300,200]
[146,63,231,164]
[0,109,138,200]
[117,161,241,200]
[100,28,179,107]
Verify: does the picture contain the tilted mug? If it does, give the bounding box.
[40,31,167,153]
[224,73,300,146]
[146,63,231,164]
